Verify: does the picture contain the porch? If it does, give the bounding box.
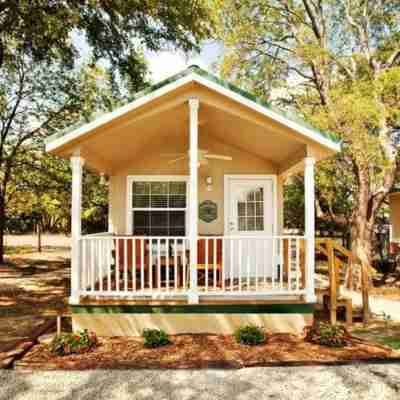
[46,66,340,307]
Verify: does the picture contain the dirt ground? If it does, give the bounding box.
[15,333,399,370]
[0,243,70,367]
[4,234,71,249]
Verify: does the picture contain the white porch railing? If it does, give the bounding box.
[77,235,307,299]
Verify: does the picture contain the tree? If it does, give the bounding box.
[0,1,216,263]
[218,0,400,269]
[0,54,113,263]
[0,1,215,88]
[7,152,109,251]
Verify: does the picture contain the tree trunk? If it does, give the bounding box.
[37,222,42,253]
[0,199,5,265]
[351,218,373,324]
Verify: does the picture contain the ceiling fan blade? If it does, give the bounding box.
[160,153,186,158]
[168,155,188,164]
[205,154,233,161]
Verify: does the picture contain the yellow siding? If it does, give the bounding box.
[109,135,277,235]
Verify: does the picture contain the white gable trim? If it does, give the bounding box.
[192,75,340,152]
[45,74,195,153]
[46,72,340,154]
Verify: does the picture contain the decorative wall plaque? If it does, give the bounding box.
[199,200,218,223]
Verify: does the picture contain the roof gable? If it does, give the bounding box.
[46,65,341,153]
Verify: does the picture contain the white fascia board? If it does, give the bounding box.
[192,75,341,153]
[45,74,196,153]
[46,70,340,155]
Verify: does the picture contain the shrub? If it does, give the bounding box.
[142,328,170,348]
[305,322,349,347]
[234,324,266,345]
[50,330,98,356]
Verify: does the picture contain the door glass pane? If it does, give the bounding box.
[255,217,264,230]
[235,185,265,232]
[247,218,255,231]
[256,203,263,216]
[247,202,255,217]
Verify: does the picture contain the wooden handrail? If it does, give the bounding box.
[316,238,370,324]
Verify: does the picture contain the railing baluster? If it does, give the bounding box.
[238,239,242,292]
[132,238,136,292]
[288,238,291,291]
[272,237,276,290]
[149,238,153,292]
[296,238,300,291]
[213,238,217,290]
[141,239,145,291]
[221,237,225,291]
[280,238,283,290]
[124,239,128,292]
[81,239,86,291]
[97,239,103,292]
[157,238,161,290]
[91,239,95,291]
[174,239,178,291]
[107,238,111,292]
[205,239,209,292]
[230,238,234,291]
[255,239,258,291]
[115,239,120,293]
[246,240,250,290]
[166,238,169,293]
[182,239,186,289]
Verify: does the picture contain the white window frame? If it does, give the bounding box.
[126,175,189,236]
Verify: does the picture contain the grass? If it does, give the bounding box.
[4,245,36,256]
[352,320,400,351]
[378,336,400,350]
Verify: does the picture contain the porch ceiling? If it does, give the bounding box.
[75,102,311,173]
[47,78,336,174]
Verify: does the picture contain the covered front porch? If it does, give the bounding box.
[46,66,340,306]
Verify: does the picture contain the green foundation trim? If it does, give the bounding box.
[71,303,314,315]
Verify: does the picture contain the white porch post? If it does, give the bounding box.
[188,98,199,304]
[70,152,84,305]
[304,157,316,302]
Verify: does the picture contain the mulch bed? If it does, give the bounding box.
[15,333,400,370]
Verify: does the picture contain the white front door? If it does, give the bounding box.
[225,176,276,280]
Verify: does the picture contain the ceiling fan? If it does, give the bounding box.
[163,149,233,166]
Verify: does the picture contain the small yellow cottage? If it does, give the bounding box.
[46,66,340,336]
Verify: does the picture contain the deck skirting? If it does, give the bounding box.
[71,303,314,336]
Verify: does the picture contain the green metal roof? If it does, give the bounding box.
[46,65,341,147]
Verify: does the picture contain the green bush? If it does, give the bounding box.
[50,329,98,356]
[142,328,170,348]
[234,324,266,345]
[305,322,349,347]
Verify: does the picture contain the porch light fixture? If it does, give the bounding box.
[206,176,213,191]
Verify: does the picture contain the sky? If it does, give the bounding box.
[73,31,223,82]
[144,41,223,81]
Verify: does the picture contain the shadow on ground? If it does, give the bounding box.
[0,251,70,356]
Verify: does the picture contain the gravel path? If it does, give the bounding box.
[1,365,400,400]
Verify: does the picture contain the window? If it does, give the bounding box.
[128,177,187,236]
[237,187,264,232]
